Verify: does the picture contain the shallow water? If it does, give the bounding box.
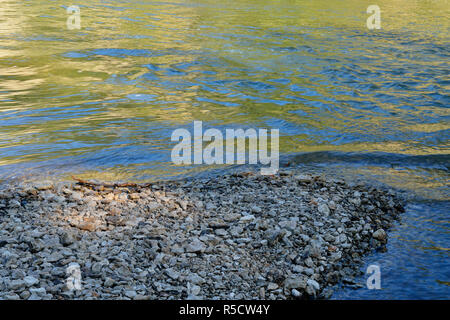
[0,0,449,299]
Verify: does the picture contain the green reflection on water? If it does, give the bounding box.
[0,0,448,184]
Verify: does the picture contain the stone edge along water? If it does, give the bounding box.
[0,170,405,300]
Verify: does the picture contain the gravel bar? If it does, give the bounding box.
[0,170,405,300]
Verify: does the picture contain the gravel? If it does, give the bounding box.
[0,169,405,300]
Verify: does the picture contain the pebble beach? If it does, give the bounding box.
[0,170,405,300]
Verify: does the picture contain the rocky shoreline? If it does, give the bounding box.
[0,170,405,300]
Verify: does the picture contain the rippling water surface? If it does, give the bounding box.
[0,0,449,299]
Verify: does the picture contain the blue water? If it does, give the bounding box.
[0,0,448,299]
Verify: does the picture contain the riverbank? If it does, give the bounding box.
[0,170,405,300]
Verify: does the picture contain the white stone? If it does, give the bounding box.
[24,276,39,287]
[186,239,206,253]
[307,279,320,291]
[291,288,302,297]
[317,203,330,216]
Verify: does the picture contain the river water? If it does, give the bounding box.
[0,0,448,299]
